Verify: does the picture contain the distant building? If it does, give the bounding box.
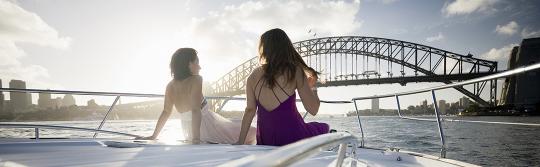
[9,80,31,112]
[459,97,470,108]
[450,102,459,109]
[87,99,99,108]
[4,100,12,113]
[371,97,379,113]
[0,79,4,113]
[38,92,54,109]
[500,38,540,111]
[499,46,519,105]
[53,97,63,109]
[439,100,447,114]
[514,38,540,107]
[421,100,428,108]
[0,93,3,113]
[62,94,76,107]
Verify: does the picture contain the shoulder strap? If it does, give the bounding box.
[254,77,264,100]
[255,77,284,103]
[275,81,291,96]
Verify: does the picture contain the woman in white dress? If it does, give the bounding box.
[140,48,256,144]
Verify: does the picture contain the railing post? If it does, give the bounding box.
[431,90,447,158]
[395,95,402,117]
[93,96,120,138]
[216,98,230,112]
[35,128,39,140]
[335,143,347,167]
[302,112,309,119]
[352,99,365,147]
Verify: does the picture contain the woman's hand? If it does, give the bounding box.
[307,75,317,88]
[191,139,202,144]
[305,67,319,88]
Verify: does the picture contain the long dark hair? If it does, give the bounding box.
[170,48,198,80]
[258,28,315,88]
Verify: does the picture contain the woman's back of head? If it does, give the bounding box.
[258,28,312,88]
[170,48,198,81]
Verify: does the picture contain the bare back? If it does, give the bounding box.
[164,75,203,113]
[247,67,320,115]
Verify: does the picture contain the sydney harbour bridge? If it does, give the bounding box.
[207,36,498,109]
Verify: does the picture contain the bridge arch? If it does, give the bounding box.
[208,36,498,107]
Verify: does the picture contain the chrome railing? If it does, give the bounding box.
[0,88,348,139]
[0,88,166,139]
[350,62,540,158]
[0,123,142,140]
[220,132,359,167]
[2,62,539,161]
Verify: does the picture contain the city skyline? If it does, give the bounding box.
[0,79,101,113]
[1,0,540,112]
[0,78,474,111]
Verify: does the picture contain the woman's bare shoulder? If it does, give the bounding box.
[166,80,175,90]
[167,76,202,89]
[178,75,203,84]
[294,66,305,79]
[248,66,263,80]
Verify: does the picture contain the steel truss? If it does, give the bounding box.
[208,36,498,109]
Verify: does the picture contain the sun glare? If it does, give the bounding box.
[158,119,187,144]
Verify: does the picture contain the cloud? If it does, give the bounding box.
[494,21,519,36]
[442,0,498,17]
[425,32,445,42]
[480,43,518,70]
[0,0,71,88]
[174,0,362,80]
[521,27,540,38]
[0,0,71,48]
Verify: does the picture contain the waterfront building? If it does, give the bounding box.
[0,79,4,113]
[62,94,76,107]
[9,80,31,112]
[514,38,540,108]
[371,97,379,113]
[499,46,519,105]
[421,100,428,108]
[439,100,447,114]
[500,37,540,111]
[53,97,63,109]
[87,99,99,108]
[38,92,54,109]
[459,97,470,108]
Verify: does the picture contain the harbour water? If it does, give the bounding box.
[1,116,539,166]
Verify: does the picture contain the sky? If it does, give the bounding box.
[1,0,539,113]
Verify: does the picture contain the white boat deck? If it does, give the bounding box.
[0,139,478,167]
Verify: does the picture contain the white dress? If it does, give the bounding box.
[178,100,257,144]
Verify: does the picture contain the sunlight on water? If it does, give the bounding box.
[159,119,187,144]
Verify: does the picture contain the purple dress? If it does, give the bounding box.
[255,79,329,146]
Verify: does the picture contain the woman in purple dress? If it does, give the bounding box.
[235,28,329,146]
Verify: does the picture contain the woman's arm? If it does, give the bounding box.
[297,67,320,115]
[144,82,175,140]
[235,72,258,145]
[189,76,203,143]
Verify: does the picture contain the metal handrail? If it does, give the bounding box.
[0,88,351,103]
[0,88,164,97]
[0,123,142,139]
[0,87,349,139]
[352,62,540,101]
[350,62,540,158]
[219,132,358,167]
